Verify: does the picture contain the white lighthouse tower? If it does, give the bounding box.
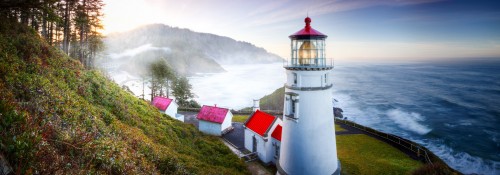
[277,17,340,175]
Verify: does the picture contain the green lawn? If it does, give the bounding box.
[335,124,346,132]
[337,134,422,175]
[233,115,250,123]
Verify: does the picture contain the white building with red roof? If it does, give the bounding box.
[196,105,233,136]
[244,110,282,164]
[151,96,183,122]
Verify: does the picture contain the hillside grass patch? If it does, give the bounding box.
[337,134,422,175]
[335,124,346,132]
[233,115,250,123]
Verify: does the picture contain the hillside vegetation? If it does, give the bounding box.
[259,86,284,111]
[0,18,247,174]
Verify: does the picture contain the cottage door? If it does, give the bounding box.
[252,136,257,152]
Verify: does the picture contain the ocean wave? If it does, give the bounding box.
[424,141,499,175]
[483,129,500,147]
[386,108,432,135]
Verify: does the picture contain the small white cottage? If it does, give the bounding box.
[244,110,282,164]
[196,105,233,136]
[152,96,184,122]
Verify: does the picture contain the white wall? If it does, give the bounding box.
[165,102,178,119]
[175,113,184,122]
[286,69,330,88]
[259,136,272,163]
[279,69,339,175]
[198,120,222,136]
[271,138,281,164]
[221,112,233,131]
[244,129,254,152]
[244,128,276,164]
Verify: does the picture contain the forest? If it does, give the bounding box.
[1,0,104,69]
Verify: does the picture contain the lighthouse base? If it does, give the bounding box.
[276,159,341,175]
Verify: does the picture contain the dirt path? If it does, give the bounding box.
[246,162,272,175]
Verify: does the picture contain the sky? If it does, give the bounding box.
[101,0,500,60]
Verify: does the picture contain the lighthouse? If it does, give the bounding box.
[277,17,340,175]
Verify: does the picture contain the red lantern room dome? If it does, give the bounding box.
[289,17,327,39]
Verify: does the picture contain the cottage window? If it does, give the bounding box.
[275,145,280,157]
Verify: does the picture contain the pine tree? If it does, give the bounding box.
[172,77,197,107]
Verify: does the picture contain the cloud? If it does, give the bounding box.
[243,0,445,27]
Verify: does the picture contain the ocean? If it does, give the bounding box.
[188,60,500,175]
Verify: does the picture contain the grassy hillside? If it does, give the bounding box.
[0,18,247,174]
[259,86,284,111]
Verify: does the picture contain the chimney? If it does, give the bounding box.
[252,99,260,112]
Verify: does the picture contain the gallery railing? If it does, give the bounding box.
[283,57,334,69]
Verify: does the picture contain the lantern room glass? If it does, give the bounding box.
[290,38,326,67]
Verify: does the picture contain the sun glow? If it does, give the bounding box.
[102,0,165,34]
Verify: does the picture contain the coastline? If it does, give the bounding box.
[179,109,461,174]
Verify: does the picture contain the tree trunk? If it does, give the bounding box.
[48,21,54,45]
[142,77,145,100]
[79,0,87,67]
[42,10,47,39]
[166,80,170,98]
[63,1,70,54]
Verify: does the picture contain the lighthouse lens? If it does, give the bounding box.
[298,41,317,65]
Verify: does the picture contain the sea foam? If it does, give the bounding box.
[386,108,432,135]
[425,141,499,175]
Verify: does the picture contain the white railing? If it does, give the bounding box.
[283,58,334,68]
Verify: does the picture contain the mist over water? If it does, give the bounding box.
[188,60,499,175]
[189,63,285,109]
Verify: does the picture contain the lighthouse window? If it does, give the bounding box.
[293,73,297,85]
[285,93,299,119]
[324,74,327,84]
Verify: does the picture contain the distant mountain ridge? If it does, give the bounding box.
[101,24,282,75]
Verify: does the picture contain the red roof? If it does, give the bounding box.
[245,110,276,136]
[196,105,229,124]
[152,96,173,111]
[289,17,327,39]
[271,124,282,141]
